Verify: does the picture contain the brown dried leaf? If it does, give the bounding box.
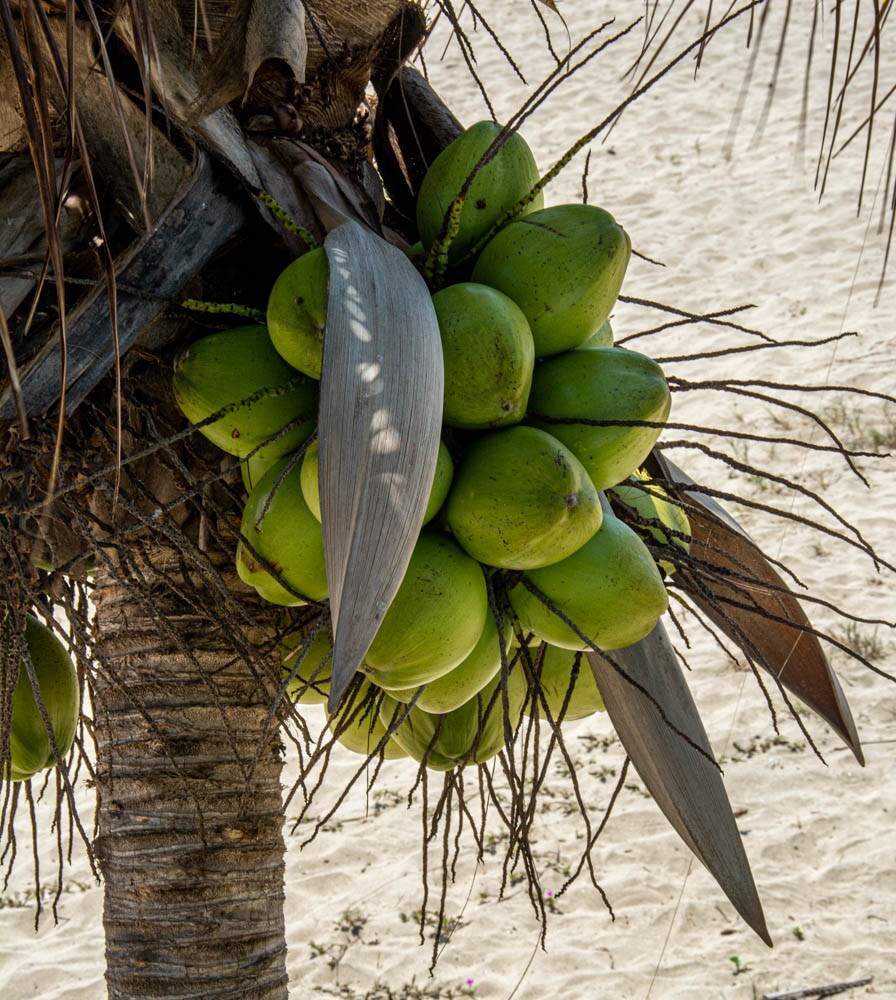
[651,453,864,764]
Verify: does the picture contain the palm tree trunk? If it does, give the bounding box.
[92,554,288,1000]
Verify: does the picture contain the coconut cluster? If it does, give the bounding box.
[172,122,691,770]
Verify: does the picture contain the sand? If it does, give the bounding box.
[2,3,895,998]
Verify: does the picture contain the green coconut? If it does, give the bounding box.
[241,438,295,492]
[173,325,318,458]
[379,666,527,771]
[578,319,614,350]
[6,615,80,782]
[387,609,514,715]
[328,679,408,759]
[266,248,329,379]
[609,469,691,574]
[471,204,631,356]
[301,439,453,526]
[280,625,333,705]
[416,121,543,267]
[236,457,328,606]
[362,534,488,691]
[509,508,668,651]
[527,643,605,722]
[528,347,671,491]
[432,282,535,429]
[445,426,602,569]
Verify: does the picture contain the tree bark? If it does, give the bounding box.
[92,552,289,1000]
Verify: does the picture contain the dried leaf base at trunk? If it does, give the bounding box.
[92,565,288,1000]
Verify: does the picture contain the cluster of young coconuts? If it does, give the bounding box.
[172,122,691,771]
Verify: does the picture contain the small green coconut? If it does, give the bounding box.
[416,121,542,267]
[236,457,328,606]
[301,439,453,526]
[280,625,333,705]
[445,426,602,569]
[386,608,514,715]
[578,319,614,350]
[526,643,605,722]
[509,509,668,651]
[609,469,691,574]
[328,679,408,759]
[528,347,671,492]
[266,248,329,379]
[471,204,630,356]
[362,534,488,691]
[173,325,318,458]
[379,666,527,771]
[7,615,80,782]
[432,282,535,429]
[241,438,296,492]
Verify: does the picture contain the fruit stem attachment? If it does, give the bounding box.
[255,191,319,250]
[179,299,265,323]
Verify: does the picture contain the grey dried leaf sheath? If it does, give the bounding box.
[320,220,444,709]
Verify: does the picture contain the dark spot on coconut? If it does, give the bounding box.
[231,428,240,439]
[295,296,305,305]
[501,400,514,414]
[476,199,487,210]
[564,494,579,511]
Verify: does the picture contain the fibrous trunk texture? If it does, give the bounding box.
[92,557,288,1000]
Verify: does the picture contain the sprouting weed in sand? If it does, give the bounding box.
[832,622,891,662]
[318,980,479,999]
[309,908,372,971]
[399,909,469,946]
[729,955,753,976]
[792,925,805,941]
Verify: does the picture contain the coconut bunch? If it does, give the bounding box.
[170,121,697,770]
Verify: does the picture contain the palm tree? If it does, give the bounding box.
[1,2,891,997]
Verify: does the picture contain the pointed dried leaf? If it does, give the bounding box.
[589,620,771,944]
[650,453,863,764]
[320,221,443,708]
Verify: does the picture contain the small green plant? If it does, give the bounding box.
[833,622,890,662]
[792,925,805,941]
[399,909,469,946]
[729,955,753,976]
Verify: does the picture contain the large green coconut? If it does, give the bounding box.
[609,469,691,574]
[416,121,543,267]
[280,624,333,705]
[526,643,605,722]
[445,426,602,569]
[328,679,408,759]
[361,534,488,691]
[471,204,631,356]
[379,666,527,771]
[6,615,80,782]
[301,439,453,526]
[432,283,535,429]
[387,609,515,715]
[266,248,329,379]
[509,509,668,651]
[237,457,328,606]
[173,325,318,458]
[528,347,671,491]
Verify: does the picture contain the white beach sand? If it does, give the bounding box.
[2,4,894,998]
